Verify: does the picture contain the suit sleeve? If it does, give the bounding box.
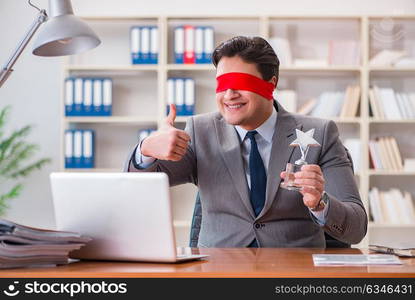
[315,120,368,244]
[123,117,198,187]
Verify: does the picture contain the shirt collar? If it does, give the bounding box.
[235,108,277,143]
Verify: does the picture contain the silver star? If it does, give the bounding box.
[290,129,321,162]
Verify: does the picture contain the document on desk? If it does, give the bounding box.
[313,254,402,266]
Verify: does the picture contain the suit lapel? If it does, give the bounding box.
[257,103,302,220]
[214,116,255,219]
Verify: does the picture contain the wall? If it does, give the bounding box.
[0,0,414,229]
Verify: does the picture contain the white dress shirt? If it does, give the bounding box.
[135,108,328,224]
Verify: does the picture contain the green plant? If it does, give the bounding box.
[0,106,50,215]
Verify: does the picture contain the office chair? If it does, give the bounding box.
[189,147,356,248]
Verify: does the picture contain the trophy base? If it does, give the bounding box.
[280,182,302,192]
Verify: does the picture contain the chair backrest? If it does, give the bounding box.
[189,146,355,248]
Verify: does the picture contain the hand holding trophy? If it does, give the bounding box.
[280,129,321,191]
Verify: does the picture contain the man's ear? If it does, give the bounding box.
[270,76,278,87]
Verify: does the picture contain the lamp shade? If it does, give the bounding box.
[32,0,100,56]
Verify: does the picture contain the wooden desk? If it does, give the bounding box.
[1,248,414,278]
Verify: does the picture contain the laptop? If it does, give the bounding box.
[50,172,208,263]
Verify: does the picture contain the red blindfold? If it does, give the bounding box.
[216,72,275,100]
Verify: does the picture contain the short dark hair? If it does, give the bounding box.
[212,36,280,81]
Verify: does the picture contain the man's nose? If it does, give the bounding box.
[223,88,240,100]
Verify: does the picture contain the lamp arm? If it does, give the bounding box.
[0,9,47,89]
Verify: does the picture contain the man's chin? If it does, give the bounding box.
[220,113,241,125]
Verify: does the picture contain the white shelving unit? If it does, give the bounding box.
[60,15,415,247]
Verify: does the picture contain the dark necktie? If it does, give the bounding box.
[246,131,267,217]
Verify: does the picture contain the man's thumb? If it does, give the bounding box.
[166,104,177,126]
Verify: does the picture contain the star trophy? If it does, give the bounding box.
[280,129,321,191]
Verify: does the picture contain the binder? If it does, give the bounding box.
[93,79,103,116]
[64,78,74,116]
[167,78,175,115]
[195,26,204,64]
[74,78,83,116]
[150,26,158,64]
[102,78,112,116]
[174,26,184,64]
[64,130,74,168]
[82,130,95,168]
[141,26,150,64]
[73,130,83,168]
[203,26,214,64]
[175,78,185,115]
[184,25,195,64]
[83,78,93,116]
[130,26,140,64]
[184,78,195,115]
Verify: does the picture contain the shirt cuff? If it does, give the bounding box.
[134,138,156,168]
[309,197,330,226]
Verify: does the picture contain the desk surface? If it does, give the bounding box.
[1,248,415,278]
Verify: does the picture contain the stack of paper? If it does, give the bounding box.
[0,219,91,269]
[313,254,402,266]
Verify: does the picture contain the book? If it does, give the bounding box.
[371,86,386,119]
[369,243,415,257]
[368,140,382,169]
[328,40,360,65]
[388,136,403,170]
[275,90,296,113]
[0,219,90,269]
[339,85,360,118]
[344,138,360,172]
[297,98,317,115]
[293,58,328,67]
[269,37,292,66]
[369,187,383,223]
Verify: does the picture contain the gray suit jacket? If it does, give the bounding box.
[124,102,368,247]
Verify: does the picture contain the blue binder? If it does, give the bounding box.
[175,78,185,116]
[73,78,83,116]
[203,26,214,64]
[195,26,204,64]
[141,26,150,64]
[82,78,94,116]
[92,79,103,116]
[73,130,83,168]
[184,78,195,115]
[102,78,112,116]
[174,26,184,64]
[149,26,158,64]
[81,130,95,168]
[64,130,74,168]
[130,26,140,64]
[64,78,74,116]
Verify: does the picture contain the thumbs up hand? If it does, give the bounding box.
[141,104,191,161]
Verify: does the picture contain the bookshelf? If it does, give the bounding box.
[60,15,415,248]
